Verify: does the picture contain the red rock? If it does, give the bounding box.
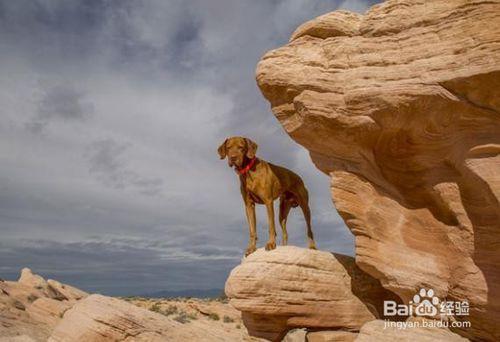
[256,1,500,340]
[225,247,397,341]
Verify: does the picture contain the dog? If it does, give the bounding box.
[218,136,316,256]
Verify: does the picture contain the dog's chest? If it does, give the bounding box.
[242,174,273,204]
[247,190,264,204]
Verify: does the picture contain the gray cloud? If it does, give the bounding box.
[0,0,378,295]
[26,82,93,133]
[38,85,89,121]
[0,238,239,296]
[85,138,164,196]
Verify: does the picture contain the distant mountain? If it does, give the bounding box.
[140,288,224,299]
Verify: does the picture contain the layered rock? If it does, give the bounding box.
[50,294,230,342]
[306,330,357,342]
[225,247,399,341]
[356,320,467,342]
[0,268,88,341]
[256,0,500,340]
[50,293,266,342]
[1,269,264,342]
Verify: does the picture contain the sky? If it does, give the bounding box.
[0,0,381,296]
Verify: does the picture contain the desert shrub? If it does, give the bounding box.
[217,292,229,303]
[173,310,191,324]
[208,312,220,321]
[125,296,142,301]
[187,312,198,320]
[223,315,234,323]
[163,305,178,316]
[149,302,161,313]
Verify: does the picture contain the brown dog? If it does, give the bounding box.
[218,136,316,256]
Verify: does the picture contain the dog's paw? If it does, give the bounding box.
[281,234,288,246]
[265,240,276,251]
[245,245,256,256]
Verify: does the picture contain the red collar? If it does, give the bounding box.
[236,158,257,176]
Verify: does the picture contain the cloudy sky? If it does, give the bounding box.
[0,0,381,296]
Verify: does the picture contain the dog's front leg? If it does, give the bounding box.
[244,201,257,256]
[264,201,277,251]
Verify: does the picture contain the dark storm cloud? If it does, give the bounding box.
[0,238,240,296]
[85,138,164,195]
[0,1,107,68]
[0,0,379,295]
[86,139,131,188]
[26,83,93,133]
[38,85,89,120]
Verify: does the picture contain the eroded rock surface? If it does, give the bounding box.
[256,0,500,340]
[48,294,187,342]
[225,247,399,341]
[0,268,88,341]
[49,294,262,342]
[306,330,357,342]
[356,320,467,342]
[1,269,263,342]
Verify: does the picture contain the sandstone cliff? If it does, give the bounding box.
[225,247,399,340]
[225,248,471,342]
[245,0,499,341]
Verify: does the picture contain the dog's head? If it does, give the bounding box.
[218,136,258,168]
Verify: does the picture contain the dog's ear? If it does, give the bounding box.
[245,138,258,159]
[217,139,228,159]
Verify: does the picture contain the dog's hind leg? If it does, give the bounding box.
[279,195,293,246]
[296,187,317,250]
[301,202,316,250]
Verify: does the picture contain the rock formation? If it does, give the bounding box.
[49,294,246,342]
[306,330,357,342]
[49,294,182,342]
[356,320,467,342]
[250,0,499,341]
[0,268,88,341]
[1,269,263,342]
[225,247,399,340]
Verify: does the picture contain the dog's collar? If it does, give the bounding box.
[236,157,257,176]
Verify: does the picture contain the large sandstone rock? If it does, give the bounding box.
[46,279,87,302]
[306,330,357,342]
[49,294,251,342]
[3,268,262,342]
[49,294,181,342]
[0,268,88,341]
[256,0,500,340]
[356,320,467,342]
[25,298,72,330]
[0,336,37,342]
[225,247,399,341]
